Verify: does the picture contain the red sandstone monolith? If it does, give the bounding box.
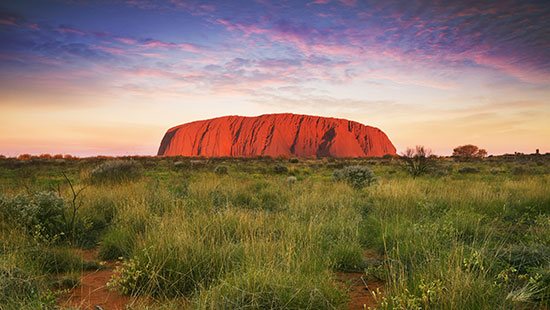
[158,113,396,157]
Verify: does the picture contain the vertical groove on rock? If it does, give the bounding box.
[290,117,305,154]
[196,122,211,156]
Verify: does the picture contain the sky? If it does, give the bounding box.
[0,0,549,157]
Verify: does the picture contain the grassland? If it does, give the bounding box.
[0,155,549,309]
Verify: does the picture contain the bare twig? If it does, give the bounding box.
[62,172,88,243]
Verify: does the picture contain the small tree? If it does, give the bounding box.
[400,145,435,177]
[452,144,487,159]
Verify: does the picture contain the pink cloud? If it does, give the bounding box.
[470,53,550,84]
[0,18,16,26]
[308,0,330,5]
[217,19,269,37]
[138,52,165,59]
[339,0,357,6]
[26,23,39,30]
[141,39,201,53]
[115,37,137,44]
[125,0,156,10]
[92,46,128,56]
[57,26,86,35]
[199,5,215,11]
[309,43,362,57]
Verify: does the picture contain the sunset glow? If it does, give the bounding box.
[1,0,549,156]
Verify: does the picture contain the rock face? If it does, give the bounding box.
[157,113,396,158]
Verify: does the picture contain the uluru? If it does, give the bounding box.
[157,113,396,158]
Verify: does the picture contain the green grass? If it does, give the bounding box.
[0,155,549,309]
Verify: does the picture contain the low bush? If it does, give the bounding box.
[214,165,228,175]
[511,166,528,175]
[332,166,377,189]
[173,161,188,169]
[0,192,66,241]
[431,166,451,177]
[190,160,207,169]
[89,160,141,184]
[273,164,288,174]
[458,166,480,174]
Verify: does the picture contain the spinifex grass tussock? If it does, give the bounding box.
[98,198,154,260]
[193,266,346,309]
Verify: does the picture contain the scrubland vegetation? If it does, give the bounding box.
[0,154,549,309]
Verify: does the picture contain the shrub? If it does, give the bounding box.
[400,145,435,177]
[173,161,188,169]
[489,168,501,174]
[0,192,66,241]
[511,166,528,175]
[431,166,451,177]
[214,165,228,175]
[331,168,345,181]
[458,166,480,174]
[190,160,207,169]
[287,176,297,185]
[89,160,141,184]
[289,158,299,163]
[332,166,377,189]
[273,164,288,174]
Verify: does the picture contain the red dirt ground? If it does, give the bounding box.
[337,272,384,309]
[58,250,130,310]
[338,250,385,309]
